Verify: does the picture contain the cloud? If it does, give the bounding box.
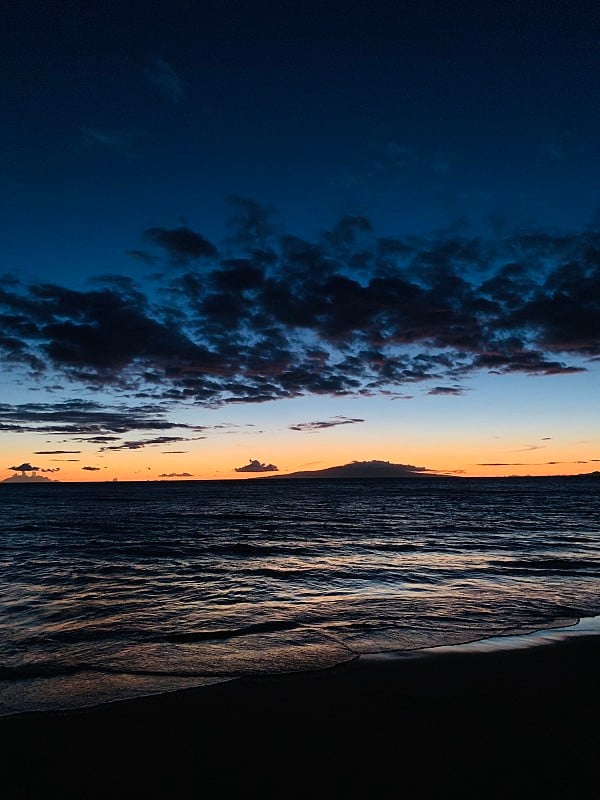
[158,472,193,478]
[234,459,279,473]
[147,58,185,103]
[477,461,583,466]
[289,416,365,432]
[0,212,598,409]
[75,436,121,444]
[126,249,157,266]
[427,386,465,396]
[34,450,81,454]
[82,466,101,471]
[80,126,145,155]
[0,400,194,437]
[508,444,546,452]
[100,435,204,451]
[477,462,527,466]
[9,462,40,471]
[144,226,218,263]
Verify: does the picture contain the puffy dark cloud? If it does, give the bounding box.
[289,416,365,432]
[144,226,218,263]
[0,212,598,410]
[9,462,40,471]
[225,196,280,249]
[234,459,279,473]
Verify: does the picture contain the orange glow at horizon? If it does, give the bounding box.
[1,434,598,483]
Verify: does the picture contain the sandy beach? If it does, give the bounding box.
[2,633,598,798]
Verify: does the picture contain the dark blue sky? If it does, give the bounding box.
[4,0,599,283]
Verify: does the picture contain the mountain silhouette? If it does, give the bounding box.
[269,460,446,479]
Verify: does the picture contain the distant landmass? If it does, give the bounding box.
[268,460,446,479]
[1,473,59,483]
[264,462,600,480]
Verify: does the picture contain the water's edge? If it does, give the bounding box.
[2,615,598,721]
[363,613,600,660]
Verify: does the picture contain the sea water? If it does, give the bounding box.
[1,476,599,715]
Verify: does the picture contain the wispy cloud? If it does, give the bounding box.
[100,436,204,451]
[147,58,185,103]
[477,461,586,467]
[0,400,192,437]
[289,416,365,432]
[80,126,145,155]
[33,450,81,454]
[507,444,546,452]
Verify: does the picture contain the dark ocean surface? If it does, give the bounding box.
[1,476,599,716]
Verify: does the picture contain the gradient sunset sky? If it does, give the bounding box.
[2,0,599,481]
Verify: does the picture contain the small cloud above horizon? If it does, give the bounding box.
[508,444,546,452]
[234,459,279,473]
[34,450,81,455]
[289,416,365,432]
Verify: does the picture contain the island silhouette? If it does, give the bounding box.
[266,459,446,479]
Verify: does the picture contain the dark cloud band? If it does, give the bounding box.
[0,210,598,412]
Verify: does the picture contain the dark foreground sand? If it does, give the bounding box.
[2,635,599,798]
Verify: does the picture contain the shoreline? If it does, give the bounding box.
[2,614,597,721]
[3,622,599,797]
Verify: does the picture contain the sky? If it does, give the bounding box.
[1,0,599,481]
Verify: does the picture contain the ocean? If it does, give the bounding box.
[1,476,599,716]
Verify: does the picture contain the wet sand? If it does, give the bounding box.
[2,634,599,798]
